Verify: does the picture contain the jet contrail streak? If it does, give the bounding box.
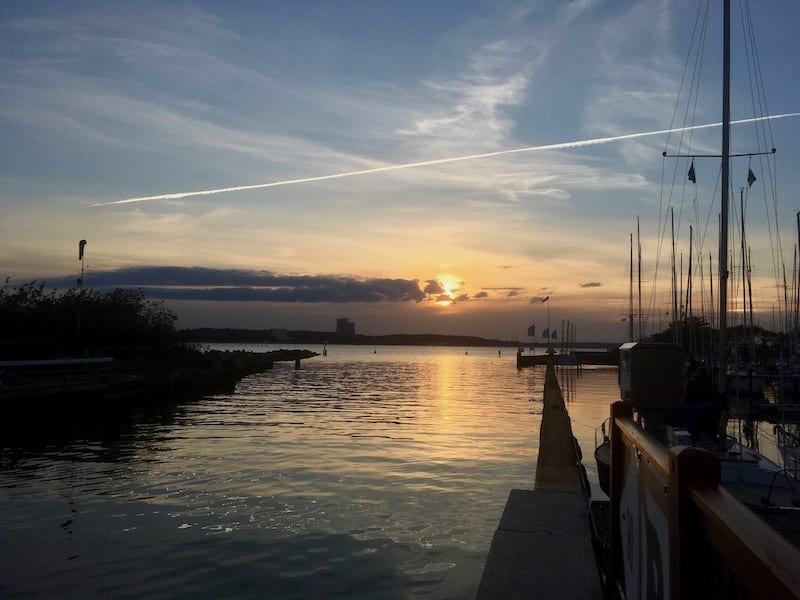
[92,113,800,207]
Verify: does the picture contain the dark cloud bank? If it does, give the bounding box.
[42,266,487,303]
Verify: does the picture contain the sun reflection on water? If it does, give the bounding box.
[0,346,578,598]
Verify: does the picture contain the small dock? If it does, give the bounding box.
[516,348,618,368]
[205,348,320,373]
[477,358,601,598]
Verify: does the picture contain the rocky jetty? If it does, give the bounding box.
[2,348,320,410]
[112,348,321,399]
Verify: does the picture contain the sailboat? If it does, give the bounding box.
[774,424,800,480]
[593,0,799,510]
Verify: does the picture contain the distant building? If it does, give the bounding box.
[336,317,356,337]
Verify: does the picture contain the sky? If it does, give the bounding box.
[2,0,800,342]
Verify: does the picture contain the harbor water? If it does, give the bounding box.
[0,345,619,599]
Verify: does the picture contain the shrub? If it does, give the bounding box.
[0,279,178,359]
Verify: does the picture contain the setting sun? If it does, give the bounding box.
[436,273,462,306]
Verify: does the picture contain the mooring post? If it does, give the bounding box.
[294,358,301,369]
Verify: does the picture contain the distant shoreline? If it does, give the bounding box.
[182,328,621,350]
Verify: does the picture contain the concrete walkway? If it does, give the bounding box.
[534,360,585,493]
[476,358,601,598]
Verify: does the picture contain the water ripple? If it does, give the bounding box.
[0,346,564,598]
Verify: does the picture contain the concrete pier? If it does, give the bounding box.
[477,358,601,598]
[534,360,585,493]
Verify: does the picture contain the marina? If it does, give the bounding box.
[487,347,800,598]
[2,1,800,598]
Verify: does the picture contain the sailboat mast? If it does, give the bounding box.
[687,226,693,322]
[709,252,715,330]
[672,207,678,343]
[629,232,634,341]
[687,225,694,355]
[795,213,800,358]
[718,0,731,394]
[793,247,798,344]
[637,216,642,340]
[784,264,790,336]
[747,247,754,331]
[741,187,747,329]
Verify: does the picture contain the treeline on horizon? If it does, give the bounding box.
[1,278,625,359]
[183,327,522,347]
[182,327,621,349]
[646,315,793,364]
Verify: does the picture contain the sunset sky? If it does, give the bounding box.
[2,1,799,341]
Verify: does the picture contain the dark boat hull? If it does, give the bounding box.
[595,440,610,496]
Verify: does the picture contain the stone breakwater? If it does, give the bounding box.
[1,349,320,410]
[118,348,321,398]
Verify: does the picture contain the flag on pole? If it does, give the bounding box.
[551,329,557,340]
[688,161,696,183]
[542,328,549,339]
[79,239,87,261]
[747,168,757,187]
[527,324,536,337]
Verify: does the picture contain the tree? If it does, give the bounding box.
[0,280,178,359]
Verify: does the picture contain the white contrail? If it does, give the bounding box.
[92,112,800,207]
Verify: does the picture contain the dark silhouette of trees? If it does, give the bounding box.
[647,316,714,351]
[646,315,787,369]
[0,279,178,359]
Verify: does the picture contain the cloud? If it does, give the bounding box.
[580,281,602,288]
[40,266,426,303]
[455,293,470,302]
[395,32,536,148]
[562,0,601,26]
[474,291,489,299]
[423,279,444,294]
[507,290,520,297]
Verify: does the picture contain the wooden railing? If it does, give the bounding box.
[608,401,800,599]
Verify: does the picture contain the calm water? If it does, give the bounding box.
[0,345,620,599]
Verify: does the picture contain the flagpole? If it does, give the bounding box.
[547,299,551,353]
[540,295,551,353]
